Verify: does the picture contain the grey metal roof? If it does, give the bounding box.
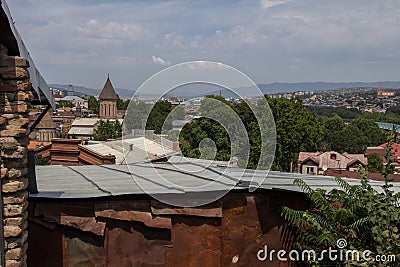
[1,0,55,108]
[83,137,178,164]
[68,127,94,136]
[60,96,86,101]
[31,163,400,199]
[71,118,100,126]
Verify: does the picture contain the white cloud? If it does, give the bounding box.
[187,61,227,70]
[260,0,292,9]
[6,0,400,88]
[77,19,145,41]
[152,56,171,66]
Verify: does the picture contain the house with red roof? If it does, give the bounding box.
[297,151,368,175]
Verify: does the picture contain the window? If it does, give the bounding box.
[330,153,337,160]
[306,166,315,174]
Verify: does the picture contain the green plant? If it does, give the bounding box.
[281,130,400,266]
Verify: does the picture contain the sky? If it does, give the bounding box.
[6,0,400,90]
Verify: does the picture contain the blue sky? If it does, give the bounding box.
[6,0,400,90]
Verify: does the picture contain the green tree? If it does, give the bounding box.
[386,105,400,116]
[180,96,321,171]
[56,100,75,108]
[146,101,185,134]
[267,97,323,171]
[93,120,122,141]
[321,115,345,151]
[88,96,99,114]
[367,152,384,173]
[117,98,130,110]
[322,117,386,154]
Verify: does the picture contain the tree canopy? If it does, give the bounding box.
[93,120,122,141]
[179,96,388,171]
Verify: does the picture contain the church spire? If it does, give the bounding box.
[99,75,118,101]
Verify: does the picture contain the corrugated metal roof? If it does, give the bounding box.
[31,163,400,199]
[71,118,100,126]
[376,122,400,133]
[60,96,85,101]
[68,127,94,136]
[91,137,178,164]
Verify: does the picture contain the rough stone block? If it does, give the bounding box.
[2,178,29,193]
[0,129,27,138]
[0,101,28,114]
[1,146,27,159]
[5,168,28,179]
[0,116,6,125]
[2,158,28,168]
[3,203,28,217]
[0,56,29,68]
[5,231,28,249]
[14,91,33,102]
[4,211,28,227]
[3,191,28,204]
[6,117,30,130]
[0,137,25,149]
[0,67,29,80]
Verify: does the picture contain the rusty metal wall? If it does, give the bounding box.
[27,190,308,267]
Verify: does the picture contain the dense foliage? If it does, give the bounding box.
[319,116,386,154]
[123,100,185,134]
[179,95,386,171]
[367,152,384,173]
[307,106,361,120]
[146,100,185,134]
[56,100,75,108]
[117,98,130,110]
[88,96,99,114]
[308,105,400,124]
[93,120,122,141]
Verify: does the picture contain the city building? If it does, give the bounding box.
[56,95,89,109]
[99,75,119,119]
[297,151,367,175]
[377,90,396,97]
[68,118,101,141]
[35,111,57,142]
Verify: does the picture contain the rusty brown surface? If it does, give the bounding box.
[34,202,106,236]
[95,201,172,229]
[151,200,223,218]
[106,219,171,267]
[220,194,266,267]
[64,233,106,267]
[96,210,171,229]
[27,191,310,267]
[166,216,222,267]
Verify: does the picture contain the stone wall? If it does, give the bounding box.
[0,44,32,267]
[99,100,117,119]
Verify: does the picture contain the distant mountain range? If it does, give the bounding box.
[49,84,134,98]
[50,81,400,99]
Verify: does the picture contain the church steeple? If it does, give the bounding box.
[99,75,119,101]
[99,75,119,119]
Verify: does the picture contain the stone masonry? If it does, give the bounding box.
[0,44,32,267]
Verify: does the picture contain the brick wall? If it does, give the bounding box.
[0,44,32,267]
